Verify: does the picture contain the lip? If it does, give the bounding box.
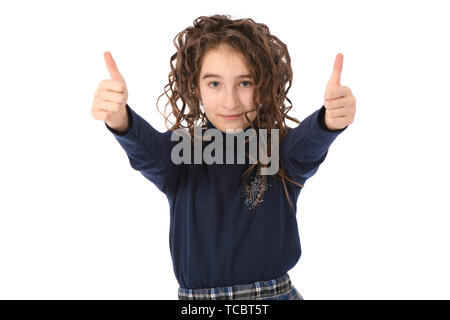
[221,113,242,120]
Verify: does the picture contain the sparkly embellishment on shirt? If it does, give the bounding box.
[242,168,271,210]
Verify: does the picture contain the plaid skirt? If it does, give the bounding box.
[178,272,303,300]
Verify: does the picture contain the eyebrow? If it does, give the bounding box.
[202,73,252,80]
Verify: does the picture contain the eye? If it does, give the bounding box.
[208,81,253,88]
[208,81,220,88]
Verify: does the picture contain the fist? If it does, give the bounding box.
[323,53,356,131]
[91,51,129,132]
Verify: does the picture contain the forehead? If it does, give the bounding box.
[200,47,250,78]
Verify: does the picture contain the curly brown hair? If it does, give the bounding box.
[156,14,304,213]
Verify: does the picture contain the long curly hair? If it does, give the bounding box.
[156,14,304,213]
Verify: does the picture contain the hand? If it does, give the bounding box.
[323,53,356,131]
[91,51,129,132]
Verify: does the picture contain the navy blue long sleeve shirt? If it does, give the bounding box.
[105,104,347,289]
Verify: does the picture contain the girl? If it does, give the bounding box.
[91,14,356,300]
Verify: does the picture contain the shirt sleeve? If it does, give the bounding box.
[280,105,348,186]
[104,103,178,194]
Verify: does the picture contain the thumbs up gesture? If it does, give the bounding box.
[91,51,129,133]
[323,53,356,131]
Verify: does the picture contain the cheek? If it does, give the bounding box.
[202,106,221,124]
[202,105,218,117]
[201,96,219,109]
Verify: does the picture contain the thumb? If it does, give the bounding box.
[327,53,343,87]
[104,51,124,82]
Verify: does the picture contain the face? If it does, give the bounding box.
[195,45,257,133]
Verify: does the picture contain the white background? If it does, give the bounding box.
[1,0,449,299]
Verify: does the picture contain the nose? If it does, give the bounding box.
[222,87,241,112]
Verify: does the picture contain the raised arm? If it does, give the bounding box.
[105,104,178,194]
[280,53,356,187]
[280,105,347,186]
[92,51,178,194]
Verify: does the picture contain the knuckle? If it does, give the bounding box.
[91,109,99,120]
[106,80,117,90]
[343,86,350,94]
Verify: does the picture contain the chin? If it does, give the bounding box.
[220,122,244,131]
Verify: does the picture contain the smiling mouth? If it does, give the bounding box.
[221,113,242,119]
